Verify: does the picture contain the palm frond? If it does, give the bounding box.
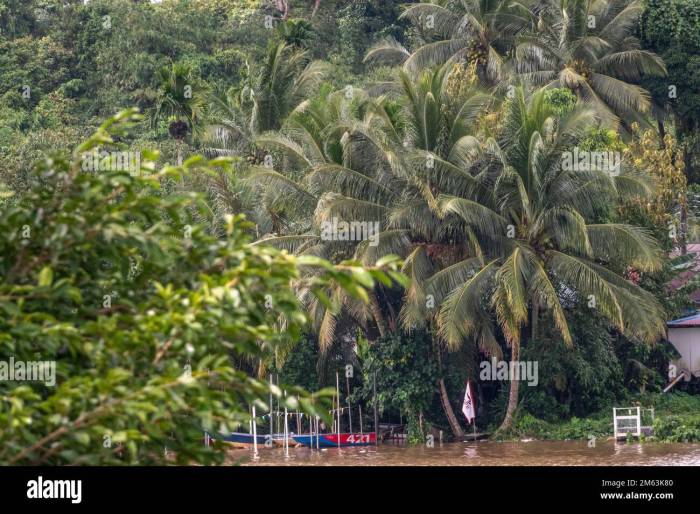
[364,38,411,66]
[530,259,572,345]
[547,250,625,329]
[307,164,398,204]
[595,50,667,81]
[437,260,499,350]
[404,39,469,75]
[255,132,316,169]
[439,195,508,237]
[313,192,387,227]
[399,3,461,38]
[588,72,651,114]
[586,224,662,272]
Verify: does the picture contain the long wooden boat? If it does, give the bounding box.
[292,432,376,448]
[207,431,307,449]
[207,432,268,449]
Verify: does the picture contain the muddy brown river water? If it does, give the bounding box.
[232,440,700,466]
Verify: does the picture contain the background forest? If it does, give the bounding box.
[2,0,700,464]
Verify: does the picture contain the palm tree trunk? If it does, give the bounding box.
[658,120,666,149]
[369,291,388,338]
[497,335,521,433]
[434,349,464,438]
[439,377,464,438]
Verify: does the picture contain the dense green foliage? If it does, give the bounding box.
[353,331,438,441]
[640,0,700,182]
[513,392,700,442]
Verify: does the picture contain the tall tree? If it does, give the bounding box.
[408,88,666,431]
[204,42,327,163]
[640,0,700,183]
[515,0,666,128]
[364,0,535,84]
[152,63,207,164]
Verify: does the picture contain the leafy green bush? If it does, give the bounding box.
[512,413,551,438]
[353,331,438,442]
[642,391,700,414]
[510,392,700,441]
[520,307,624,421]
[279,335,319,392]
[0,109,403,465]
[511,412,610,440]
[544,88,577,116]
[653,415,700,442]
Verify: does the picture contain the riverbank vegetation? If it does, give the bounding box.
[2,0,700,463]
[511,392,700,443]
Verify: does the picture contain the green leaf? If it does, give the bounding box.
[38,267,53,287]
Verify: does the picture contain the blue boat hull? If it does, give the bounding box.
[207,432,268,446]
[292,433,376,448]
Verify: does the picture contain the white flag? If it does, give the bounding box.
[462,380,476,424]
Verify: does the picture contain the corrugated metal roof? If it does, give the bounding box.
[667,312,700,327]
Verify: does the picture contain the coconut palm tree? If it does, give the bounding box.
[402,87,667,431]
[515,0,667,128]
[364,0,535,84]
[358,75,664,434]
[204,42,328,164]
[277,18,316,49]
[253,42,329,133]
[200,42,328,239]
[152,63,207,165]
[247,86,401,352]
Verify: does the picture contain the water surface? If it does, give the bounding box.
[232,440,700,466]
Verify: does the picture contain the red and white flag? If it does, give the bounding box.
[462,380,476,424]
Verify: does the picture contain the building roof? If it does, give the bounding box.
[668,312,700,327]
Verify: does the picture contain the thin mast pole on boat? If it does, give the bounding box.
[331,393,338,432]
[284,390,289,457]
[358,405,363,437]
[309,398,315,449]
[373,370,378,445]
[275,373,279,422]
[336,371,341,448]
[252,405,259,458]
[315,416,320,449]
[345,371,353,434]
[269,374,273,439]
